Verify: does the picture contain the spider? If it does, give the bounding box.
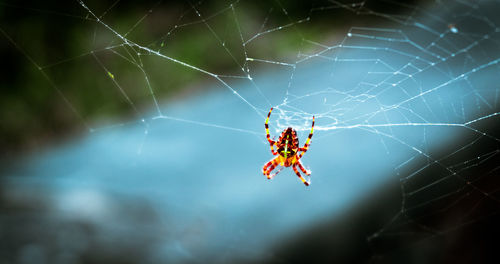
[262,107,315,186]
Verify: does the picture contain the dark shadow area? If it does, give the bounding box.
[265,116,500,264]
[258,179,401,264]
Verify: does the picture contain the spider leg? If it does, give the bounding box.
[263,156,280,179]
[262,158,274,173]
[297,115,315,159]
[265,107,278,155]
[296,160,311,175]
[269,166,284,179]
[293,165,310,186]
[270,143,278,155]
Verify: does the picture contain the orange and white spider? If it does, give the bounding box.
[262,108,315,186]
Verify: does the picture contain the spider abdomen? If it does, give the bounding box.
[277,127,299,162]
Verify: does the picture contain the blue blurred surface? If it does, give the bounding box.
[5,59,466,262]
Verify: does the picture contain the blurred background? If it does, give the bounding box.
[1,0,500,263]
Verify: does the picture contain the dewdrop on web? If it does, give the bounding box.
[448,23,458,33]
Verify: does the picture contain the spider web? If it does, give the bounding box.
[2,0,500,262]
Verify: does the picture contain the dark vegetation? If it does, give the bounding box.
[1,0,424,158]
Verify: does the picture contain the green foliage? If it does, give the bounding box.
[0,0,376,155]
